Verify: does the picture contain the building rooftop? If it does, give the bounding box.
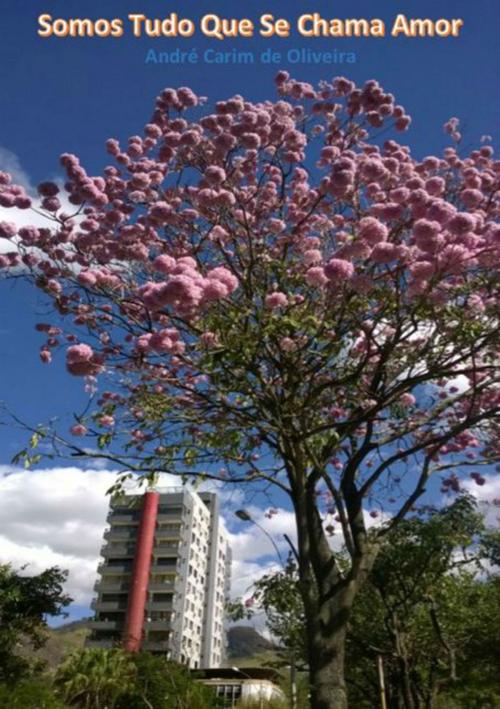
[192,667,282,682]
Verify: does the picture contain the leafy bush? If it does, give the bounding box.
[53,647,221,708]
[0,678,64,709]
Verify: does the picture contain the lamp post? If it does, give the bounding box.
[234,509,284,566]
[288,649,298,709]
[231,666,264,709]
[234,510,300,709]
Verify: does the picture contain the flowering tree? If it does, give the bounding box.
[0,73,499,709]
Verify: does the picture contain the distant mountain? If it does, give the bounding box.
[227,625,275,658]
[30,620,273,668]
[51,618,92,634]
[26,618,90,668]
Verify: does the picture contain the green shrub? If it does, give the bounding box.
[0,678,64,709]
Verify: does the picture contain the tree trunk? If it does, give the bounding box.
[286,450,380,708]
[307,618,348,709]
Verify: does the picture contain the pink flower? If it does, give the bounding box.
[136,334,152,351]
[203,279,229,302]
[305,266,328,286]
[467,294,485,312]
[39,348,52,364]
[358,217,388,245]
[425,177,445,196]
[413,219,442,251]
[241,133,261,149]
[280,337,296,352]
[208,225,230,243]
[324,258,354,281]
[400,392,416,407]
[153,254,176,274]
[206,266,238,293]
[426,200,456,225]
[200,331,219,348]
[70,424,87,436]
[66,344,102,377]
[447,212,476,235]
[98,415,115,428]
[460,189,483,208]
[149,202,172,222]
[265,292,288,308]
[177,86,198,107]
[204,166,226,184]
[370,243,398,263]
[410,261,435,279]
[303,249,322,266]
[0,222,17,239]
[268,219,286,233]
[77,270,98,287]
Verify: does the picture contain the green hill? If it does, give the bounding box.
[31,621,274,669]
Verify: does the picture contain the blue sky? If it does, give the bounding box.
[0,0,499,619]
[1,0,499,463]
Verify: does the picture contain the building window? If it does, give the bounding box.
[216,684,242,704]
[156,557,176,567]
[151,592,173,603]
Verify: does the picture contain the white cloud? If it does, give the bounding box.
[462,473,500,527]
[0,466,115,603]
[0,465,297,613]
[226,506,297,567]
[1,463,405,623]
[0,146,78,256]
[0,466,178,605]
[0,147,32,189]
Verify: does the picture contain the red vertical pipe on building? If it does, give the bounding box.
[123,491,159,652]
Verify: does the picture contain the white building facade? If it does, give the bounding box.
[88,487,231,669]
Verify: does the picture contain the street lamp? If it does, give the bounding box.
[235,510,299,709]
[234,509,284,566]
[231,666,264,709]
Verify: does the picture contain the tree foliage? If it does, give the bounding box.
[346,496,500,708]
[1,72,499,708]
[0,564,71,684]
[251,556,308,669]
[0,678,64,709]
[53,648,221,708]
[245,498,500,708]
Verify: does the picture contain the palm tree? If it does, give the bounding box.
[53,648,135,708]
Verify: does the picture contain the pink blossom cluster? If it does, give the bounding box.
[0,171,31,209]
[136,327,185,356]
[0,73,497,489]
[140,257,238,316]
[66,343,103,376]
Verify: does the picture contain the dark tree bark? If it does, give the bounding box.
[288,452,380,709]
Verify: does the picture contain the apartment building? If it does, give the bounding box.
[88,487,231,668]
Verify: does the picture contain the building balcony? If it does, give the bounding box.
[91,600,128,612]
[94,579,130,592]
[154,541,181,552]
[156,512,183,522]
[146,601,173,612]
[107,514,140,524]
[148,581,176,592]
[149,563,180,575]
[142,640,170,652]
[100,544,136,557]
[155,528,182,539]
[103,528,136,541]
[97,562,133,575]
[144,620,172,631]
[89,619,124,631]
